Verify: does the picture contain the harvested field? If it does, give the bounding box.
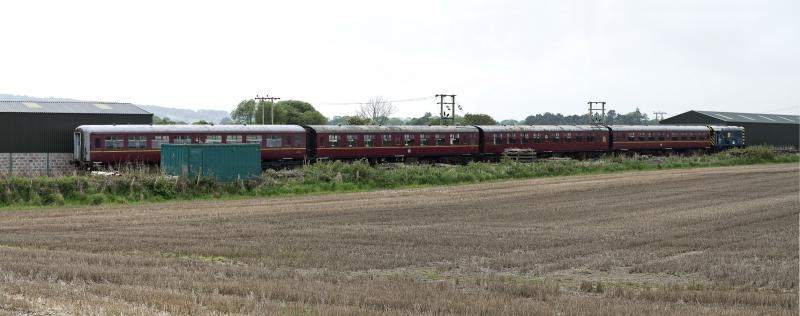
[0,163,798,315]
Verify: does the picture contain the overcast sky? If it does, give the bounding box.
[1,0,798,120]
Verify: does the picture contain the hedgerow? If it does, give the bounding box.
[0,146,795,208]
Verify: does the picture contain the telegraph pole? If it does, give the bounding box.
[436,94,456,126]
[255,94,280,124]
[653,111,667,122]
[255,94,268,125]
[265,96,280,125]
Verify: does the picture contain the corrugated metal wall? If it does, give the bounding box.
[161,144,261,181]
[661,112,799,147]
[0,113,152,153]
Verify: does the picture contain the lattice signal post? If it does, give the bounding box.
[436,94,456,126]
[588,101,606,125]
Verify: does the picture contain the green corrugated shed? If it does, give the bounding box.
[161,144,261,181]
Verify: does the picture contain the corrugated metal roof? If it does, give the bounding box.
[307,125,479,133]
[0,101,151,115]
[695,110,799,124]
[77,124,305,133]
[477,125,608,132]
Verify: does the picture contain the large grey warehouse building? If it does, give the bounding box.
[0,101,152,176]
[660,110,799,147]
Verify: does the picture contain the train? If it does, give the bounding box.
[73,124,745,167]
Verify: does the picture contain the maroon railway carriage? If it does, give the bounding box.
[305,125,480,162]
[609,125,711,152]
[477,125,611,157]
[74,125,307,165]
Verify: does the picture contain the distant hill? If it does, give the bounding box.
[0,93,231,124]
[137,104,230,124]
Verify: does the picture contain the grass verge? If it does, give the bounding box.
[0,146,796,208]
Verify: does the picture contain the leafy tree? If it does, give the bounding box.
[384,117,406,125]
[425,116,467,126]
[499,119,520,125]
[280,100,327,125]
[231,100,256,124]
[345,116,372,125]
[219,117,233,125]
[463,113,497,125]
[233,99,327,125]
[192,120,212,125]
[606,110,618,125]
[254,100,287,124]
[520,108,660,125]
[153,116,172,125]
[406,112,433,125]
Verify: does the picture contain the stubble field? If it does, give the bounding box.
[0,163,798,315]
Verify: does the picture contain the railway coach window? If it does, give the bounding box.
[419,134,429,146]
[575,133,582,143]
[328,134,339,147]
[105,136,123,149]
[294,135,303,147]
[246,135,262,145]
[266,135,282,147]
[565,132,572,143]
[226,135,242,144]
[587,134,595,142]
[364,134,375,147]
[151,135,169,148]
[638,132,646,141]
[174,135,191,144]
[690,132,697,140]
[285,136,291,147]
[128,136,147,149]
[627,132,635,141]
[521,133,529,144]
[347,134,357,147]
[382,134,392,146]
[404,134,414,146]
[681,133,687,140]
[647,132,654,141]
[507,133,516,144]
[450,133,460,145]
[94,138,101,148]
[533,133,541,143]
[658,132,665,141]
[552,133,560,143]
[435,134,445,146]
[206,135,222,144]
[493,133,501,145]
[670,133,678,141]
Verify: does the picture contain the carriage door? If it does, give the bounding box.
[73,132,82,160]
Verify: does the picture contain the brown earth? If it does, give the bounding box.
[0,163,798,315]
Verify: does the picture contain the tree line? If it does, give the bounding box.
[154,98,660,126]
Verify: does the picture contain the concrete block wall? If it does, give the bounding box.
[0,153,76,177]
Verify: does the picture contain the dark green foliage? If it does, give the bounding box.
[522,108,659,125]
[406,112,434,125]
[462,113,497,125]
[236,99,328,125]
[0,147,795,208]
